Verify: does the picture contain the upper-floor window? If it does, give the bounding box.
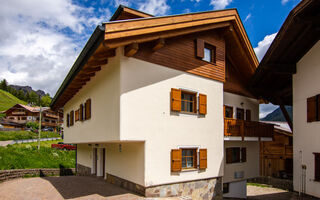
[307,95,319,122]
[181,91,197,113]
[224,106,233,118]
[236,108,244,120]
[196,39,216,64]
[171,148,207,172]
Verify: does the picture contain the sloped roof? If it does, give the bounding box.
[51,6,258,110]
[5,104,50,113]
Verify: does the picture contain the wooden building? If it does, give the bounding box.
[259,122,293,178]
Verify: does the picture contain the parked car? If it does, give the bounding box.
[51,142,76,150]
[43,127,54,132]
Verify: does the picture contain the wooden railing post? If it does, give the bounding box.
[241,120,244,141]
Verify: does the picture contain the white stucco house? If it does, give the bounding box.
[51,5,273,199]
[251,0,320,198]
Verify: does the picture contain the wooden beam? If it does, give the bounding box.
[87,59,108,67]
[152,38,165,51]
[82,66,101,73]
[125,42,139,57]
[279,103,293,132]
[92,49,116,60]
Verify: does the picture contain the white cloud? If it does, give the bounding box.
[113,0,132,7]
[0,0,111,96]
[210,0,232,10]
[281,0,290,5]
[254,32,277,61]
[244,13,251,22]
[138,0,170,16]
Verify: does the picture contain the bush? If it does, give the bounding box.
[0,131,60,141]
[26,122,39,130]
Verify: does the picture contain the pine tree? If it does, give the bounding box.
[0,79,8,91]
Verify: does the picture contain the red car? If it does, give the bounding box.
[51,142,76,150]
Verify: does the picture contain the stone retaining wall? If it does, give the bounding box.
[76,164,91,176]
[0,168,75,182]
[248,176,293,191]
[106,173,222,200]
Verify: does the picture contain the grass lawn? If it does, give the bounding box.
[0,131,60,141]
[247,182,272,188]
[0,140,75,170]
[0,89,26,112]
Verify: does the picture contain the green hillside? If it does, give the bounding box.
[0,89,27,117]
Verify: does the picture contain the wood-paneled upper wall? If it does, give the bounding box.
[133,30,225,82]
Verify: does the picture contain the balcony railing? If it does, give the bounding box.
[224,118,274,139]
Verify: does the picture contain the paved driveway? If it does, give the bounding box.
[0,176,179,200]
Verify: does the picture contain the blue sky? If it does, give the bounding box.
[0,0,300,117]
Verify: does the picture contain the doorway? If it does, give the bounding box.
[92,148,105,178]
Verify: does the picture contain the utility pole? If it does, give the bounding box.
[38,96,42,150]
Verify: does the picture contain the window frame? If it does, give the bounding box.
[181,148,197,170]
[202,43,216,64]
[224,105,233,118]
[180,90,197,114]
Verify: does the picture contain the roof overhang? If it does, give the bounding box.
[250,0,320,105]
[110,5,153,21]
[51,8,258,110]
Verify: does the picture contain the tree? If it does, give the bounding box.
[28,91,39,105]
[41,95,52,107]
[0,79,8,91]
[26,121,39,130]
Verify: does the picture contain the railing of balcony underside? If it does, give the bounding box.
[224,118,274,139]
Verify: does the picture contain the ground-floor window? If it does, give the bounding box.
[182,149,197,169]
[226,147,246,164]
[223,183,229,194]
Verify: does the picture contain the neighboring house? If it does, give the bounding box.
[51,6,273,199]
[251,0,320,197]
[260,121,293,179]
[1,104,62,131]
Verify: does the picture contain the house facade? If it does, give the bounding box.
[251,0,320,197]
[51,6,272,199]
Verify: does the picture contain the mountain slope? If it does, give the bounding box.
[261,106,292,121]
[0,89,27,112]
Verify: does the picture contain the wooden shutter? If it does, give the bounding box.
[85,99,91,120]
[171,88,181,112]
[199,149,207,170]
[307,96,317,122]
[171,149,182,172]
[315,153,320,181]
[241,148,247,162]
[199,94,207,115]
[196,39,204,58]
[70,110,74,126]
[79,104,83,121]
[75,110,79,122]
[66,114,70,127]
[226,148,233,164]
[246,110,251,121]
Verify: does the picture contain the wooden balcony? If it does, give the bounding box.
[224,118,274,139]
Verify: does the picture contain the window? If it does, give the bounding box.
[315,153,320,182]
[203,47,212,62]
[196,38,216,64]
[226,147,246,164]
[246,110,251,121]
[182,149,197,169]
[85,99,91,120]
[223,183,229,194]
[171,88,207,115]
[181,91,197,113]
[236,108,244,120]
[224,106,233,118]
[307,95,319,122]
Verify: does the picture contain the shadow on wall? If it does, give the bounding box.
[42,176,138,199]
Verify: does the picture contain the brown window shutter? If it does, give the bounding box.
[85,99,91,120]
[171,88,181,112]
[246,110,251,121]
[80,104,83,121]
[307,96,317,122]
[315,153,320,181]
[70,110,74,126]
[75,110,79,122]
[226,148,233,164]
[67,114,70,127]
[199,149,207,169]
[241,148,247,162]
[171,149,182,172]
[196,39,204,58]
[199,94,207,115]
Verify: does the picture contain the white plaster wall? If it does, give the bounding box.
[223,92,259,121]
[63,48,121,143]
[223,180,247,199]
[119,55,224,186]
[223,141,260,183]
[293,40,320,198]
[77,144,92,168]
[105,142,145,186]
